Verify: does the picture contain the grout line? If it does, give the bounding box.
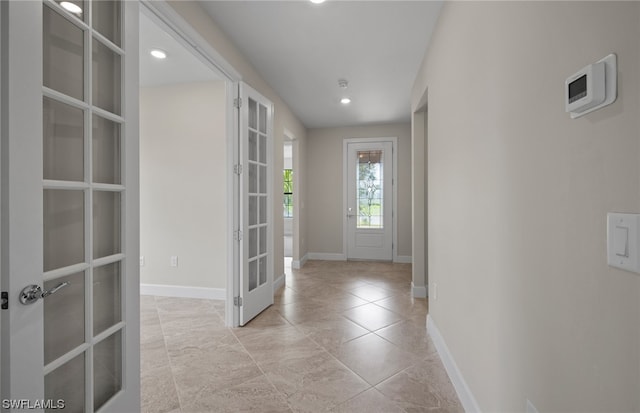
[153,295,186,413]
[228,321,296,412]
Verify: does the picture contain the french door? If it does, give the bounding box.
[345,140,394,261]
[0,1,139,412]
[238,83,274,326]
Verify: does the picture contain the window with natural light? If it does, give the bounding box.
[283,169,293,218]
[357,151,383,228]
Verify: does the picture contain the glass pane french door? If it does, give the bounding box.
[42,1,125,411]
[240,83,274,325]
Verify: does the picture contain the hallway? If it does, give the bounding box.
[141,261,462,412]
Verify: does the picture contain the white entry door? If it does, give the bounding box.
[0,1,140,412]
[238,83,274,326]
[346,141,394,260]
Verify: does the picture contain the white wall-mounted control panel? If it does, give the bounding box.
[566,54,617,119]
[607,213,640,274]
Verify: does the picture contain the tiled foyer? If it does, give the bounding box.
[141,260,462,412]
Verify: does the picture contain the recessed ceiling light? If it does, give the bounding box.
[340,97,351,105]
[60,1,82,14]
[150,49,167,59]
[310,0,326,4]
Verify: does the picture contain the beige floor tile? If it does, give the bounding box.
[376,354,464,412]
[170,344,264,400]
[312,291,369,311]
[140,318,164,345]
[263,351,370,412]
[140,261,461,412]
[348,284,397,302]
[296,316,369,353]
[374,295,429,320]
[141,365,180,413]
[141,338,170,372]
[180,375,292,413]
[330,333,420,385]
[342,303,404,331]
[211,299,226,311]
[327,278,374,292]
[238,326,323,366]
[276,299,341,325]
[164,324,238,354]
[274,286,306,306]
[241,306,291,329]
[375,320,437,357]
[329,388,405,413]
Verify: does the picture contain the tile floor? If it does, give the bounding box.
[141,260,462,412]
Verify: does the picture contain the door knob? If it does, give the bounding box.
[19,282,69,305]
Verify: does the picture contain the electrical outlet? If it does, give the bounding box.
[140,256,145,267]
[170,256,178,267]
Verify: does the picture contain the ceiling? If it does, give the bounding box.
[199,1,443,129]
[139,11,220,87]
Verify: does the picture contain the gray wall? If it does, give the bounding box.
[307,123,412,259]
[169,1,309,278]
[140,81,227,289]
[412,1,640,411]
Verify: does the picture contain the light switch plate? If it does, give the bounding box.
[607,213,640,273]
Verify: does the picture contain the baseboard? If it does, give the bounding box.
[394,255,412,264]
[426,315,481,413]
[292,253,308,269]
[140,283,226,300]
[274,273,286,291]
[412,282,427,298]
[307,252,346,261]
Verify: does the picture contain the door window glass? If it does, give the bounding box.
[356,150,383,229]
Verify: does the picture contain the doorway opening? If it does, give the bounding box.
[138,10,227,304]
[283,140,293,276]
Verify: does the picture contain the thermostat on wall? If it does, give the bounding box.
[565,54,617,119]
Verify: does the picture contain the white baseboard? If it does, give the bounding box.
[307,252,346,261]
[274,273,285,291]
[292,253,308,269]
[394,255,412,263]
[426,315,481,413]
[140,283,226,300]
[412,282,427,298]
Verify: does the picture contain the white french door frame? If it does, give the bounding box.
[342,137,399,262]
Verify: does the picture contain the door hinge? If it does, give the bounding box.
[234,296,243,307]
[234,97,243,108]
[234,164,243,175]
[1,291,8,310]
[234,230,243,241]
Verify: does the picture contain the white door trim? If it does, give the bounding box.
[139,1,242,327]
[342,137,398,262]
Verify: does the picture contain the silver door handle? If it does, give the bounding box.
[347,214,355,218]
[19,282,70,305]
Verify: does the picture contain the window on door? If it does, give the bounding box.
[283,168,293,218]
[357,150,383,228]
